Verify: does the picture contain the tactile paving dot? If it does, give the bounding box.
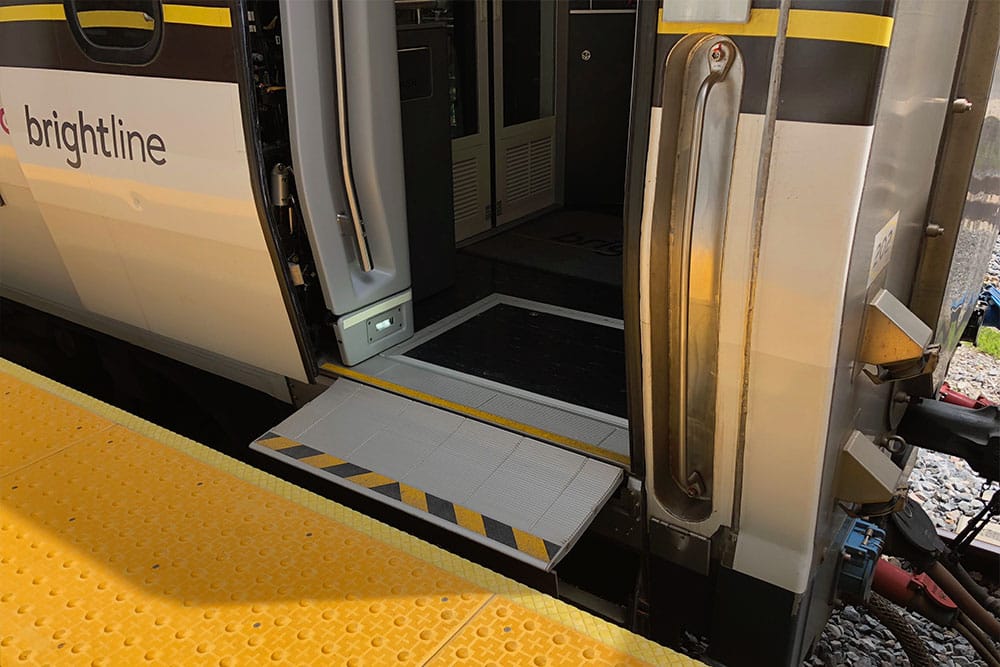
[1,422,491,665]
[0,366,696,667]
[429,598,662,666]
[0,373,111,476]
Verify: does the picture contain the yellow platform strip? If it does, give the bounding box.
[255,432,560,565]
[0,3,231,28]
[658,8,894,48]
[0,358,696,666]
[322,362,631,467]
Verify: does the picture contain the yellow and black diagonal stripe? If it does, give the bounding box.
[255,432,561,565]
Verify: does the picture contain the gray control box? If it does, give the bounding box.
[334,290,414,365]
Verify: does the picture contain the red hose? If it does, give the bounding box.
[872,559,957,627]
[927,562,1000,641]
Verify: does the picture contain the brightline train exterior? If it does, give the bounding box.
[0,1,998,664]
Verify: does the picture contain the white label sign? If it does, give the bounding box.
[662,0,751,23]
[868,212,899,286]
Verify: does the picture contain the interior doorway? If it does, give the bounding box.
[391,0,638,460]
[397,0,635,249]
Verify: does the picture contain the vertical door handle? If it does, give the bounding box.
[332,0,374,272]
[674,40,737,497]
[641,32,743,520]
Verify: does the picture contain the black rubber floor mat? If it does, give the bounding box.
[463,210,623,287]
[404,303,626,418]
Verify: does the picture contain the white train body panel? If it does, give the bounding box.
[0,67,306,381]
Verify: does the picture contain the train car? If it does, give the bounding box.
[1,0,998,664]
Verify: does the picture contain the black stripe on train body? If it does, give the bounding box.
[0,0,237,83]
[654,0,893,125]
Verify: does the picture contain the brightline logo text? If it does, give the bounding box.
[24,105,167,169]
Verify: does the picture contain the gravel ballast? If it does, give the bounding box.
[805,243,1000,666]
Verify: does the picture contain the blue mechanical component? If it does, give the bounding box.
[981,285,1000,329]
[836,518,886,602]
[962,286,1000,344]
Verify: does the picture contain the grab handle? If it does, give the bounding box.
[332,0,374,272]
[63,0,164,66]
[640,33,742,520]
[674,40,735,497]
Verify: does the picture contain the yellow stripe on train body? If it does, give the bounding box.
[78,9,153,30]
[0,3,231,28]
[162,4,231,28]
[0,3,64,22]
[658,8,894,48]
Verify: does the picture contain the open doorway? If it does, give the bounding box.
[463,1,634,295]
[396,0,635,293]
[389,0,638,461]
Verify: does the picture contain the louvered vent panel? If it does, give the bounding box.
[529,137,553,195]
[505,142,532,203]
[452,157,480,223]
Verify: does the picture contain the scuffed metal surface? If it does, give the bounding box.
[934,67,1000,387]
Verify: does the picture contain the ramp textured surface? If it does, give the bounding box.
[333,360,631,464]
[0,359,696,666]
[252,379,623,569]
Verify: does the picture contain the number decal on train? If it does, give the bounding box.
[868,211,899,286]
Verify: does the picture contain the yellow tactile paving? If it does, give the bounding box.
[0,360,699,666]
[0,371,110,476]
[2,425,490,665]
[431,598,650,666]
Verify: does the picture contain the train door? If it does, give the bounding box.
[0,0,312,390]
[260,0,642,575]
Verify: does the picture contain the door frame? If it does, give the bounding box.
[622,1,663,474]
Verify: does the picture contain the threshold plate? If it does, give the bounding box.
[325,294,631,465]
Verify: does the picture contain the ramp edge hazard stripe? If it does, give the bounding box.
[253,432,561,567]
[0,358,681,666]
